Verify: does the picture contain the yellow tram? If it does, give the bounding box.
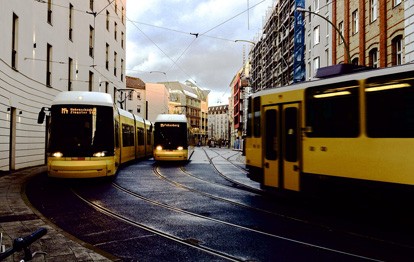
[245,63,414,194]
[38,91,153,178]
[153,114,194,161]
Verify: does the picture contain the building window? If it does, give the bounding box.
[114,0,117,14]
[47,0,52,24]
[137,92,141,100]
[313,26,320,45]
[121,6,125,24]
[392,35,403,65]
[89,0,94,11]
[89,71,94,91]
[105,81,109,93]
[105,43,109,70]
[394,0,401,7]
[46,44,52,87]
[89,26,94,57]
[325,15,330,43]
[114,51,117,76]
[68,57,73,91]
[313,0,319,12]
[69,3,73,40]
[369,48,378,68]
[12,13,18,69]
[121,59,124,81]
[313,56,320,76]
[121,31,124,49]
[338,21,344,44]
[114,22,117,40]
[352,10,358,35]
[352,57,359,65]
[106,10,110,30]
[370,0,378,22]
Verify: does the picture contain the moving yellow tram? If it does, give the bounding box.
[38,91,153,178]
[245,63,414,195]
[153,114,194,161]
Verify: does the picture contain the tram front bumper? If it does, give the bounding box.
[48,159,113,178]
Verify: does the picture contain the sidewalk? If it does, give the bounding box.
[0,166,114,261]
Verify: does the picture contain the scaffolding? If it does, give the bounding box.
[250,0,296,91]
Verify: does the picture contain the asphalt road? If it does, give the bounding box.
[25,147,414,261]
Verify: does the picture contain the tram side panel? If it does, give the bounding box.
[145,122,154,158]
[245,96,263,183]
[119,111,136,164]
[247,65,414,196]
[302,73,414,192]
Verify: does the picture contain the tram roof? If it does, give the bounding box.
[155,114,187,123]
[52,91,114,107]
[252,63,414,98]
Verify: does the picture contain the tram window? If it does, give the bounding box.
[115,120,119,148]
[137,127,144,145]
[253,96,261,137]
[366,75,414,138]
[49,106,114,156]
[305,81,359,137]
[147,130,152,145]
[284,107,298,162]
[265,109,277,160]
[122,124,134,147]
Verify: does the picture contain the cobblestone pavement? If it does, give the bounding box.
[0,166,114,262]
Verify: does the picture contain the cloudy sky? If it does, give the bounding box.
[125,0,275,106]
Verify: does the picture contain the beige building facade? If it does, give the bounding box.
[0,0,126,171]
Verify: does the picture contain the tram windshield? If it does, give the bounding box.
[48,105,114,157]
[154,122,188,149]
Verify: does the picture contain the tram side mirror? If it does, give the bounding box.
[37,111,45,124]
[37,107,50,124]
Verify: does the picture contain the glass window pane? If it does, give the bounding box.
[305,81,359,137]
[366,74,414,137]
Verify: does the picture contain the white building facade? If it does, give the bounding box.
[0,0,126,171]
[304,0,333,80]
[406,1,414,63]
[208,105,229,145]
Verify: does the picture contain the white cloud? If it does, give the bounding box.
[126,0,275,105]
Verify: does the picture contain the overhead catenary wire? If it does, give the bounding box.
[33,0,268,103]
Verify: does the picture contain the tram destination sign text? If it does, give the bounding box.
[60,107,96,115]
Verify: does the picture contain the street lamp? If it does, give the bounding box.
[296,8,351,63]
[234,40,255,45]
[150,71,166,75]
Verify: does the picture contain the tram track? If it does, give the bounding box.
[72,178,382,262]
[151,152,414,256]
[62,161,410,261]
[199,147,262,194]
[70,186,243,262]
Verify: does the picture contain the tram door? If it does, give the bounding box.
[263,103,300,191]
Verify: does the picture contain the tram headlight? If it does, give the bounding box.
[93,151,106,157]
[52,152,63,158]
[177,146,183,151]
[156,145,163,151]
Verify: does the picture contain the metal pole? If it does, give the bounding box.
[296,8,351,63]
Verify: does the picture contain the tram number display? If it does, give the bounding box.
[60,107,97,115]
